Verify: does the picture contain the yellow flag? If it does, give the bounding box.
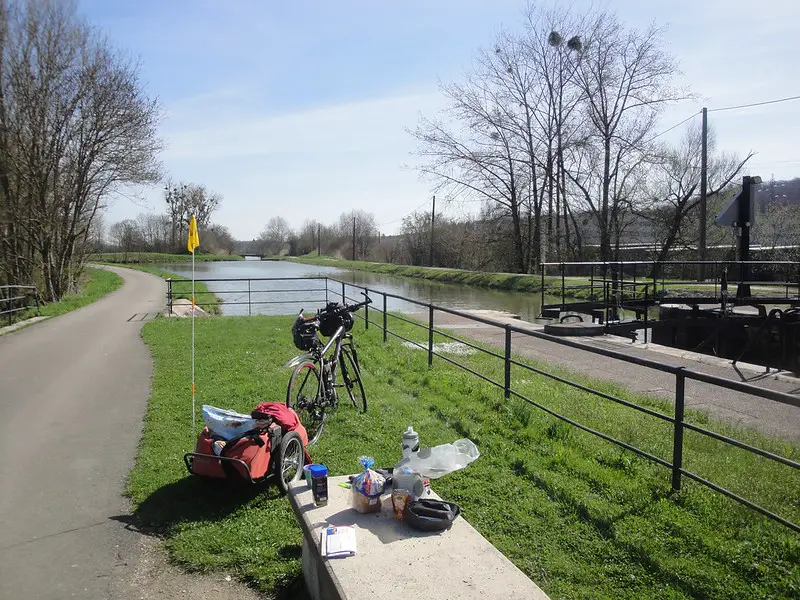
[187,215,199,253]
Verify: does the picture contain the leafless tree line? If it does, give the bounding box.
[103,181,230,254]
[0,0,162,300]
[253,210,381,260]
[411,3,750,273]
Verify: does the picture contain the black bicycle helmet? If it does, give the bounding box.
[405,499,461,532]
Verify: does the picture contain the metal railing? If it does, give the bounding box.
[325,276,799,534]
[169,275,799,533]
[0,285,38,326]
[166,277,328,316]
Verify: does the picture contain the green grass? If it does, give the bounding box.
[113,264,222,315]
[130,314,799,599]
[93,251,243,264]
[8,267,123,326]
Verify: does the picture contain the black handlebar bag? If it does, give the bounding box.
[318,302,353,336]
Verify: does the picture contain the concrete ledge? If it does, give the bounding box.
[0,316,50,337]
[288,475,550,600]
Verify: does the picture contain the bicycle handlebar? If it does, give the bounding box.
[295,292,372,322]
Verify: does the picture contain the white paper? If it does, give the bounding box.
[321,526,357,558]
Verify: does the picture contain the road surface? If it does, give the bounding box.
[0,266,164,599]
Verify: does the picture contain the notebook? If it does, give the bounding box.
[320,526,357,558]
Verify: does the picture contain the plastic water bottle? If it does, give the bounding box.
[402,426,419,459]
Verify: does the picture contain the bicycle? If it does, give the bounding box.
[285,292,372,445]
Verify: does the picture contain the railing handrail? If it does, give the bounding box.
[542,260,800,267]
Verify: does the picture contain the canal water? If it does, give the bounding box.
[161,258,558,321]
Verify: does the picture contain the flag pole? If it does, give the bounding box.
[188,214,199,437]
[191,245,196,436]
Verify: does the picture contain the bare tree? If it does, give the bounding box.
[640,123,752,273]
[336,210,377,260]
[258,216,291,256]
[569,13,685,262]
[0,0,162,298]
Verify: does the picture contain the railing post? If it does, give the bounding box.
[341,281,346,304]
[644,284,649,344]
[382,292,387,343]
[504,325,512,399]
[671,368,686,492]
[325,278,329,304]
[560,263,566,311]
[166,279,173,315]
[540,264,545,316]
[427,304,434,367]
[590,265,595,301]
[248,279,252,316]
[34,289,39,316]
[364,288,369,330]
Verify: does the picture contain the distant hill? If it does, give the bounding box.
[755,177,800,212]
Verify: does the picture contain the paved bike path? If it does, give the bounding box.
[0,266,164,599]
[416,311,800,443]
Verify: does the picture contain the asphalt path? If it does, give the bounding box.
[0,266,164,599]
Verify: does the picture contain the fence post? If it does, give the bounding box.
[5,286,10,326]
[364,288,369,330]
[248,279,252,316]
[590,265,595,301]
[382,292,387,343]
[540,264,545,316]
[166,279,173,315]
[428,305,434,367]
[671,368,686,492]
[341,281,346,304]
[325,278,329,304]
[504,325,511,399]
[644,285,649,344]
[34,289,39,316]
[560,263,566,311]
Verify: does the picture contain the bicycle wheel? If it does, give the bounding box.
[286,362,325,445]
[340,346,367,413]
[277,431,304,494]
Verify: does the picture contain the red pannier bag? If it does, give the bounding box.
[190,426,277,481]
[188,403,310,482]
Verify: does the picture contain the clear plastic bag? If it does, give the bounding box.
[201,405,258,440]
[394,439,480,478]
[350,456,386,513]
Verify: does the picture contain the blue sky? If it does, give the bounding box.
[82,0,800,240]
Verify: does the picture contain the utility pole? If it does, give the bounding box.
[352,215,356,261]
[429,195,436,267]
[697,107,708,281]
[317,223,321,256]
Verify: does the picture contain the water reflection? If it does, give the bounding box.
[161,260,555,321]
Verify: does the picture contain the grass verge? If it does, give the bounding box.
[130,314,799,599]
[8,267,123,326]
[112,264,222,315]
[93,251,243,264]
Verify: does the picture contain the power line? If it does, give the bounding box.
[377,197,433,226]
[649,110,701,142]
[708,94,800,113]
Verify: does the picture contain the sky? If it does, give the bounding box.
[81,0,800,240]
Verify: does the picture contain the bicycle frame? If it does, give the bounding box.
[285,325,349,406]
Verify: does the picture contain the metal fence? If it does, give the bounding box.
[0,285,38,326]
[169,275,800,533]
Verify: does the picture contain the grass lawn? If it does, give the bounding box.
[130,313,799,599]
[109,264,222,314]
[93,251,243,264]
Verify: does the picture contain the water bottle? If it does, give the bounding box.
[402,425,419,459]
